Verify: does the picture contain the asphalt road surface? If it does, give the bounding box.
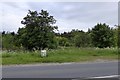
[2,61,119,78]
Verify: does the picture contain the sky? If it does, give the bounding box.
[0,1,118,33]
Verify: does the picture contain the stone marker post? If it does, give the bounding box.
[40,50,47,57]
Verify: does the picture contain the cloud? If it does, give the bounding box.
[53,2,117,32]
[1,2,30,32]
[0,2,118,33]
[56,2,117,24]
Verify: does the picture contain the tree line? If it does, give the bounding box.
[2,10,120,51]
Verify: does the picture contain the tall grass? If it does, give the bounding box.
[1,47,118,65]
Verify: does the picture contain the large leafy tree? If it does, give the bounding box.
[91,23,114,48]
[17,10,58,50]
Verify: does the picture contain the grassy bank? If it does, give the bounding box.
[1,47,118,65]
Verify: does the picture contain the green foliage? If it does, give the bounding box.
[2,32,17,50]
[91,23,114,48]
[16,10,58,50]
[0,33,2,50]
[56,37,71,47]
[1,9,118,50]
[74,31,91,47]
[118,25,120,48]
[60,29,91,47]
[112,27,118,47]
[47,37,58,49]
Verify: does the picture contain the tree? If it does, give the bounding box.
[16,10,58,50]
[59,29,91,47]
[2,32,17,50]
[2,31,5,35]
[56,37,71,47]
[91,23,114,48]
[118,25,120,48]
[74,32,91,47]
[111,27,118,47]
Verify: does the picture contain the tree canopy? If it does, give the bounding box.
[16,10,58,50]
[91,23,114,48]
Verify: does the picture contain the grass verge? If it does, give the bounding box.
[1,47,118,65]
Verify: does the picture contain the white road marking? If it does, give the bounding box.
[90,75,119,79]
[72,75,119,80]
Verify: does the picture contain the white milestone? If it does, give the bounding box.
[41,50,47,57]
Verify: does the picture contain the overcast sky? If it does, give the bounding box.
[0,2,118,33]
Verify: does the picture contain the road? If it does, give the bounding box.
[2,61,119,78]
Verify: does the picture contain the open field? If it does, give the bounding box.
[1,47,118,65]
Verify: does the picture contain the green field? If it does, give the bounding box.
[1,47,118,65]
